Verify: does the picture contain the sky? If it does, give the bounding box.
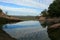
[0,0,53,16]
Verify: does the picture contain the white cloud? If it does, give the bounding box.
[0,0,53,16]
[0,5,40,14]
[0,0,50,9]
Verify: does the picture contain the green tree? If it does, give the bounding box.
[48,0,60,17]
[0,9,2,13]
[40,9,48,17]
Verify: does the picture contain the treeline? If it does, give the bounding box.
[9,16,39,20]
[40,0,60,17]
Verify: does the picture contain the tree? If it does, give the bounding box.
[40,9,48,17]
[48,0,60,17]
[0,9,3,13]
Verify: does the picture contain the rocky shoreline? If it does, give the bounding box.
[39,16,60,40]
[0,9,21,40]
[0,29,16,40]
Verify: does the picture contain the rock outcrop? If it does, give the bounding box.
[39,16,60,40]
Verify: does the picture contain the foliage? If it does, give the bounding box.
[48,0,60,17]
[0,9,2,13]
[40,9,49,17]
[41,0,60,17]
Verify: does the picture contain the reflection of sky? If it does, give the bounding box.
[0,0,53,16]
[3,21,41,29]
[11,21,40,25]
[3,21,47,39]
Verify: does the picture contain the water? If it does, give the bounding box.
[3,21,50,40]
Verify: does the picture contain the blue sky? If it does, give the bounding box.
[0,0,53,16]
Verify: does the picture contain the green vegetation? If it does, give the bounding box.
[0,9,3,13]
[40,0,60,27]
[9,16,39,21]
[48,0,60,17]
[40,9,48,17]
[40,0,60,40]
[41,0,60,17]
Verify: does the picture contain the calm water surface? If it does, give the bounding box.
[3,21,50,40]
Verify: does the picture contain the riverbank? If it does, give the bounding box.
[39,16,60,40]
[0,29,16,40]
[39,16,60,27]
[0,9,21,40]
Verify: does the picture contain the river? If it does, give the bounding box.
[3,21,50,40]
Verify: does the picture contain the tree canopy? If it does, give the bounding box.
[48,0,60,17]
[40,9,49,17]
[41,0,60,17]
[0,9,3,13]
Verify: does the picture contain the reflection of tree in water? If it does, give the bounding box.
[41,20,60,40]
[48,27,60,40]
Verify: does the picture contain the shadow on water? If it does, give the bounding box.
[0,17,18,40]
[41,21,60,40]
[0,24,16,40]
[47,27,60,40]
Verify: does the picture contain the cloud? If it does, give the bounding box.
[33,0,54,8]
[0,5,40,15]
[0,0,50,9]
[0,6,35,12]
[0,0,53,16]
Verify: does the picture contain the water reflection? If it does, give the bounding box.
[41,20,60,40]
[1,20,60,40]
[3,21,41,29]
[3,21,50,40]
[0,24,16,40]
[47,28,60,40]
[0,24,4,29]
